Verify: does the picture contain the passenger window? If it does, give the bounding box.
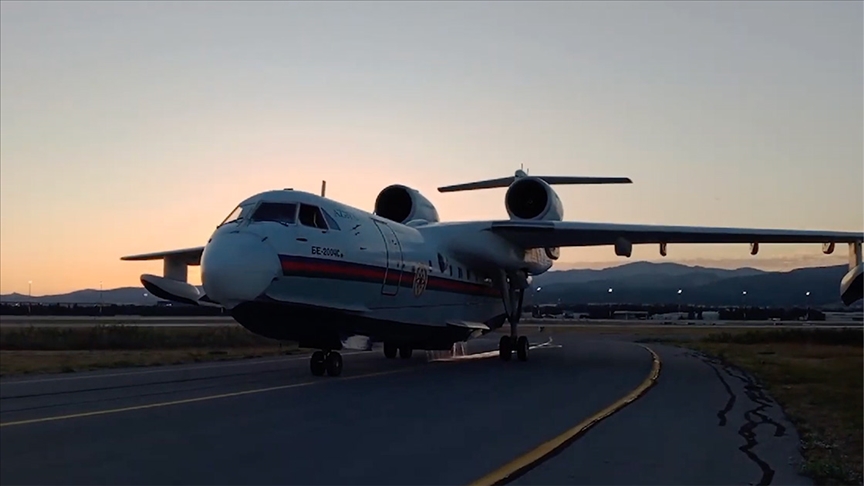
[299,204,328,230]
[321,209,341,230]
[251,202,297,224]
[458,267,463,279]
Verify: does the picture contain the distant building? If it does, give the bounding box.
[612,310,649,320]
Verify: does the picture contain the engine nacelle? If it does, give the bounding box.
[374,184,440,224]
[504,177,564,221]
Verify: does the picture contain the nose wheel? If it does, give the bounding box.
[310,350,343,377]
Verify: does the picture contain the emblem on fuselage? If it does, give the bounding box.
[413,265,429,297]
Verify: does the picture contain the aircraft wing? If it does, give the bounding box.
[486,221,863,248]
[120,246,205,265]
[475,220,863,305]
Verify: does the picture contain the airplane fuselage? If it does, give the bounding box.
[199,190,553,351]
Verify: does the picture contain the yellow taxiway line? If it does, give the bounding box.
[468,343,663,486]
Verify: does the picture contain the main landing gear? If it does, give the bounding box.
[497,271,529,362]
[499,335,529,362]
[310,350,342,377]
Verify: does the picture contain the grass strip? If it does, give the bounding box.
[0,325,307,376]
[681,329,862,486]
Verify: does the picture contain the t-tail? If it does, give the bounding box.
[437,169,632,193]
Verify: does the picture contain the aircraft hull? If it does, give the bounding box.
[230,300,508,351]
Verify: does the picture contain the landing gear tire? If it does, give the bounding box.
[499,335,512,361]
[310,351,326,376]
[325,352,343,377]
[516,335,529,362]
[399,347,413,359]
[383,343,397,359]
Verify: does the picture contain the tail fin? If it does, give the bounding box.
[437,169,632,193]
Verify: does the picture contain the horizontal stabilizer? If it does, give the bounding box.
[437,170,631,193]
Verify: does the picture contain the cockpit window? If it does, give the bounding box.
[251,202,298,224]
[321,209,341,230]
[298,204,329,230]
[218,205,250,227]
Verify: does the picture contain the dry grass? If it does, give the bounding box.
[0,325,279,350]
[682,330,863,486]
[0,346,305,376]
[0,325,308,377]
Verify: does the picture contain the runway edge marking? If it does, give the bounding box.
[0,368,408,428]
[468,343,663,486]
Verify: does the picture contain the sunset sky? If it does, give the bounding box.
[1,1,862,295]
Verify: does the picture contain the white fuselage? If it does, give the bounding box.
[199,190,553,340]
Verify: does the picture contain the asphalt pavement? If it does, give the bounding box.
[0,331,811,485]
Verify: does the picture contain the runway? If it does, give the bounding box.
[0,331,810,485]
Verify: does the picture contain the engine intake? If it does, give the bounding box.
[374,184,440,224]
[504,177,564,221]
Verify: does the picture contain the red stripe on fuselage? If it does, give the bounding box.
[279,256,500,298]
[281,259,386,280]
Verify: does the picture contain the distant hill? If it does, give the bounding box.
[529,261,856,308]
[1,262,860,309]
[1,287,177,306]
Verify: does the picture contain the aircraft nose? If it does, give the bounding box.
[201,232,281,307]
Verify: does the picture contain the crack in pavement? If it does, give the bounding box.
[686,351,787,486]
[700,356,737,426]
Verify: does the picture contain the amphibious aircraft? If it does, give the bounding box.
[121,170,864,376]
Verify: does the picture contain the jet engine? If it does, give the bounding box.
[374,184,440,224]
[504,177,564,221]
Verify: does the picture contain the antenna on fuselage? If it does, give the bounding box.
[321,180,326,197]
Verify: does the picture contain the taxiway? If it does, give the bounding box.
[0,331,811,485]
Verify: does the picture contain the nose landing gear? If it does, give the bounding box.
[310,350,343,376]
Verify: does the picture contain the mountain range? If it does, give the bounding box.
[527,262,858,308]
[1,262,860,309]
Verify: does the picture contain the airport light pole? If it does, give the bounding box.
[742,290,747,320]
[28,280,32,315]
[99,281,103,315]
[607,287,613,318]
[805,291,811,320]
[531,287,542,317]
[677,289,683,315]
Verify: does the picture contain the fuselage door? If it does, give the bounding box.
[373,220,403,296]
